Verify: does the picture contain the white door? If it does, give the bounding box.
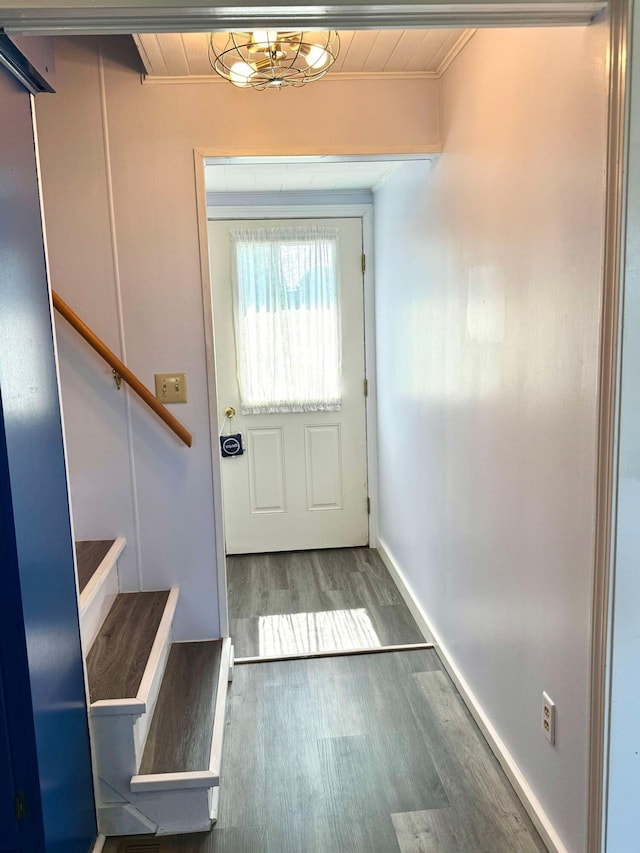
[208,217,368,554]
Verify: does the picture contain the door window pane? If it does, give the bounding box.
[230,226,341,414]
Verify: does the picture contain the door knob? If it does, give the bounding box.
[224,406,236,419]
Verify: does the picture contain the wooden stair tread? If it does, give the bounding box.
[76,539,116,595]
[139,640,223,775]
[87,590,170,703]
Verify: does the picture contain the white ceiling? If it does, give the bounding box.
[204,159,409,194]
[134,29,474,80]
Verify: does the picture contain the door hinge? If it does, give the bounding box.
[367,497,371,515]
[14,792,25,820]
[361,253,366,274]
[364,378,369,397]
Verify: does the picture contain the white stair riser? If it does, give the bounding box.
[98,788,214,837]
[92,714,140,803]
[97,777,128,805]
[79,538,126,653]
[133,622,174,766]
[81,566,119,653]
[98,803,156,837]
[209,638,232,779]
[137,788,213,835]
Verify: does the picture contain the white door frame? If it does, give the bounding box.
[190,0,631,827]
[194,156,380,637]
[592,2,630,850]
[0,1,605,34]
[9,1,626,848]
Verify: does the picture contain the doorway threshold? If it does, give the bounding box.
[235,641,434,665]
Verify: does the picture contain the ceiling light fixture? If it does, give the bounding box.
[209,31,340,90]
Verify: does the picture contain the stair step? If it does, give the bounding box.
[88,588,181,821]
[87,590,178,709]
[130,638,232,793]
[138,640,222,776]
[76,539,117,594]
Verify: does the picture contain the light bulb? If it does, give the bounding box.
[251,30,278,50]
[304,44,329,69]
[229,61,254,87]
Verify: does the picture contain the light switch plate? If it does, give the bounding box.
[155,372,187,404]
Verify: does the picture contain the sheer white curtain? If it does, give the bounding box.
[230,226,342,414]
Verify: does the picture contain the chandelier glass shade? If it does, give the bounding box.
[209,31,340,90]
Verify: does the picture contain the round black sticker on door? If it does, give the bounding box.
[220,433,244,458]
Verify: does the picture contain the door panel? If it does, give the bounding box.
[248,428,287,513]
[305,424,343,510]
[209,217,368,554]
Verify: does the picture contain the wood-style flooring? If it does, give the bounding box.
[104,650,547,853]
[75,539,115,594]
[228,548,426,658]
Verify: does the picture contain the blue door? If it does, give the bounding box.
[0,50,96,853]
[0,665,20,853]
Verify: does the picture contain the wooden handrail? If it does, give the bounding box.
[52,291,193,448]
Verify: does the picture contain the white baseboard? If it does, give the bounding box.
[376,536,566,853]
[91,834,106,853]
[209,638,233,778]
[375,538,434,645]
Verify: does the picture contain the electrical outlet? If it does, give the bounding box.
[542,692,556,745]
[154,372,187,404]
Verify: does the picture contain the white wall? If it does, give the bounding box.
[35,35,440,639]
[373,23,608,852]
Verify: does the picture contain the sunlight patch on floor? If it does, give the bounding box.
[258,608,381,657]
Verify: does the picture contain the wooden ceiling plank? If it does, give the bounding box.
[132,34,154,75]
[430,30,463,71]
[398,29,433,73]
[406,29,448,72]
[362,29,403,74]
[359,30,383,74]
[384,29,430,72]
[155,32,191,76]
[137,33,169,76]
[338,30,376,72]
[330,29,355,73]
[180,31,212,76]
